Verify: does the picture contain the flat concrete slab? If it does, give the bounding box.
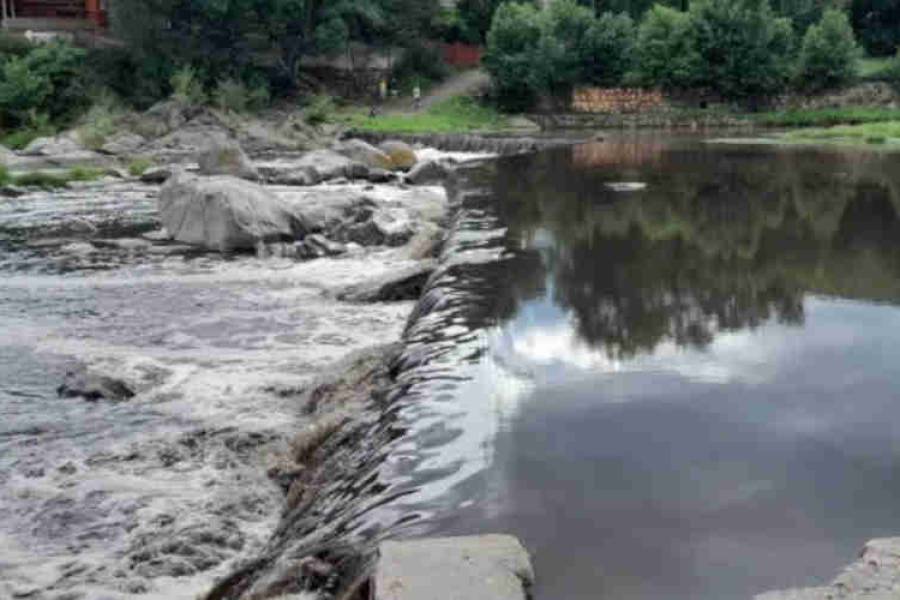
[375,535,534,600]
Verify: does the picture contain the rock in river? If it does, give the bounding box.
[159,173,299,252]
[57,368,135,402]
[197,138,260,180]
[378,140,418,171]
[333,139,394,170]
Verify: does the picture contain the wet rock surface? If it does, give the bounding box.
[756,538,900,600]
[57,367,135,402]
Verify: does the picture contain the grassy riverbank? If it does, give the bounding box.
[757,107,900,128]
[781,120,900,145]
[338,97,512,134]
[0,165,106,190]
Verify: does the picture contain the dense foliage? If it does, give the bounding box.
[688,0,794,100]
[486,0,873,109]
[485,0,636,109]
[797,8,860,90]
[0,41,87,130]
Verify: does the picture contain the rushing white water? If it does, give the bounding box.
[0,181,420,600]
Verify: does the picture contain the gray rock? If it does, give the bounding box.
[100,132,147,156]
[258,164,320,186]
[0,184,26,197]
[334,208,414,248]
[378,140,417,171]
[337,260,436,302]
[140,165,174,184]
[294,149,355,181]
[366,168,397,183]
[159,173,299,252]
[22,136,84,156]
[333,139,393,170]
[57,368,135,402]
[197,139,259,180]
[756,537,900,600]
[296,234,346,260]
[405,159,451,186]
[375,535,533,600]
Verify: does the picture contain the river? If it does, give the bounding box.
[378,136,900,600]
[5,137,900,600]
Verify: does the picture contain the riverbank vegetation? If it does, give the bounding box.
[340,97,510,134]
[0,0,899,145]
[0,164,105,189]
[484,0,875,110]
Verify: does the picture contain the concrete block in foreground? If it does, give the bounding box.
[375,534,534,600]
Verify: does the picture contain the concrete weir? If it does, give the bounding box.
[374,535,534,600]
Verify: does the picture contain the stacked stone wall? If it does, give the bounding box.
[572,88,667,114]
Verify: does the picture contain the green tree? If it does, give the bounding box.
[634,5,701,88]
[689,0,795,102]
[483,2,544,110]
[850,0,900,57]
[797,8,860,90]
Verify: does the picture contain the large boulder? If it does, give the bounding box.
[378,140,418,171]
[197,139,259,180]
[100,132,147,156]
[22,136,84,157]
[159,173,299,252]
[333,139,393,170]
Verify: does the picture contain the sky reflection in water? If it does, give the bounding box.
[429,138,900,600]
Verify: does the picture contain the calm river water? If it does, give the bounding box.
[391,137,900,600]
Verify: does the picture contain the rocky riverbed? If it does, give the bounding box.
[0,107,498,600]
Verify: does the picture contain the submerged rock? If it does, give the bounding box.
[378,140,417,171]
[296,234,346,259]
[405,159,451,185]
[333,139,393,170]
[197,139,259,180]
[57,368,135,402]
[337,260,436,302]
[159,173,298,252]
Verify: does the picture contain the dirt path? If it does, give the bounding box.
[386,69,490,114]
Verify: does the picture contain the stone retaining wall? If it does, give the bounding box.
[572,87,668,113]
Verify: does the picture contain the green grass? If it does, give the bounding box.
[341,97,510,134]
[127,157,153,177]
[757,107,900,128]
[0,164,106,191]
[781,120,900,145]
[858,56,894,80]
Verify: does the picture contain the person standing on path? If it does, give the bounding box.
[413,83,422,111]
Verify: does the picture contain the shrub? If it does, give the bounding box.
[1,112,55,149]
[214,78,250,113]
[127,157,153,177]
[170,65,206,106]
[83,48,173,110]
[689,0,795,102]
[796,9,861,91]
[77,90,124,149]
[14,171,69,189]
[634,5,701,89]
[67,166,105,182]
[483,2,543,111]
[0,164,10,186]
[0,41,87,129]
[303,95,336,125]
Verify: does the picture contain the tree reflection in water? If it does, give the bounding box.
[488,138,900,359]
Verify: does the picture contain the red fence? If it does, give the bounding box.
[442,43,483,68]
